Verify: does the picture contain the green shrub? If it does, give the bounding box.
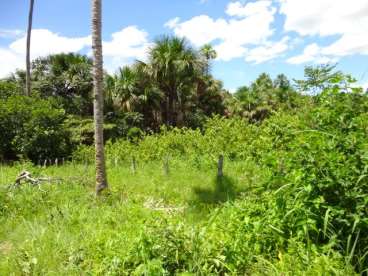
[124,196,354,275]
[0,80,21,99]
[0,95,71,161]
[3,86,366,273]
[100,88,368,272]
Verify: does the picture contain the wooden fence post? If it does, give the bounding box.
[84,160,88,175]
[163,155,169,175]
[217,154,224,177]
[131,156,137,174]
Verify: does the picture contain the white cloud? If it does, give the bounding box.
[245,36,290,64]
[0,29,91,78]
[102,26,152,73]
[10,29,90,59]
[287,43,337,64]
[226,0,274,18]
[103,26,150,59]
[214,42,247,61]
[165,15,228,47]
[164,17,180,29]
[279,0,368,37]
[322,34,368,57]
[280,0,368,62]
[0,26,151,77]
[0,48,24,77]
[165,1,277,61]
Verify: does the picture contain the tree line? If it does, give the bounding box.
[0,39,362,161]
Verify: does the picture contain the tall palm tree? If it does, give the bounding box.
[25,0,34,96]
[113,66,138,112]
[104,73,115,112]
[91,0,108,195]
[200,44,217,76]
[146,36,203,126]
[131,62,164,128]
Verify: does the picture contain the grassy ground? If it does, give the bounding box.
[0,160,243,274]
[0,160,355,275]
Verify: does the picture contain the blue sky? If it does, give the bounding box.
[1,0,368,91]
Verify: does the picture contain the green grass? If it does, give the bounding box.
[0,160,356,275]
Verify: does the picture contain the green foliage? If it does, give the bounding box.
[294,64,358,95]
[1,41,367,274]
[75,84,367,273]
[31,53,93,115]
[229,72,304,122]
[0,96,71,161]
[0,160,356,275]
[0,80,21,99]
[100,38,225,130]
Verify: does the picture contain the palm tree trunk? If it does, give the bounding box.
[91,0,108,195]
[169,95,174,125]
[165,95,172,125]
[167,89,177,126]
[177,104,184,127]
[25,0,34,96]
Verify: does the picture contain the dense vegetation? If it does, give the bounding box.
[0,36,367,274]
[0,37,229,162]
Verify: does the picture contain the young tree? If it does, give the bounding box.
[25,0,34,96]
[91,0,108,195]
[294,64,344,94]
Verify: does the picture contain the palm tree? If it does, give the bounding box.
[131,62,164,128]
[200,44,217,75]
[250,73,274,106]
[113,66,139,112]
[146,36,203,126]
[196,76,226,116]
[108,64,164,129]
[91,0,108,195]
[25,0,34,96]
[104,73,115,112]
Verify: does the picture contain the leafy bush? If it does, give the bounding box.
[124,197,355,275]
[0,80,21,99]
[0,96,71,161]
[96,88,368,272]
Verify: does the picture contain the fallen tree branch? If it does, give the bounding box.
[10,171,62,189]
[7,171,93,190]
[14,171,39,186]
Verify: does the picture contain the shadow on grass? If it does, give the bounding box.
[193,175,238,204]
